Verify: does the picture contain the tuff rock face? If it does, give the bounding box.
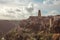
[51,19,60,33]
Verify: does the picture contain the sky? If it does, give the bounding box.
[0,0,60,20]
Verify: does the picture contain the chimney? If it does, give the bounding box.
[38,10,41,17]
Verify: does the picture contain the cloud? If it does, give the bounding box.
[46,10,60,16]
[0,0,60,20]
[26,2,34,13]
[43,0,60,9]
[0,4,24,20]
[43,0,60,5]
[42,0,60,16]
[0,0,31,5]
[0,2,36,20]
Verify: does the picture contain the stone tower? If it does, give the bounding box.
[49,17,54,28]
[38,10,41,17]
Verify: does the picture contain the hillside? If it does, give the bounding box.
[0,20,20,36]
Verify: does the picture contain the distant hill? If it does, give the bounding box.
[0,20,19,34]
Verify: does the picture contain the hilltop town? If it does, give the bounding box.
[19,10,60,32]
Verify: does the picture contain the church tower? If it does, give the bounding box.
[38,10,41,17]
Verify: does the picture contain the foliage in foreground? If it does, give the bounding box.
[3,28,54,40]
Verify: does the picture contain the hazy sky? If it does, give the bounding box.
[0,0,60,20]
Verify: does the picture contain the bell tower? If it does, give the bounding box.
[38,10,41,17]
